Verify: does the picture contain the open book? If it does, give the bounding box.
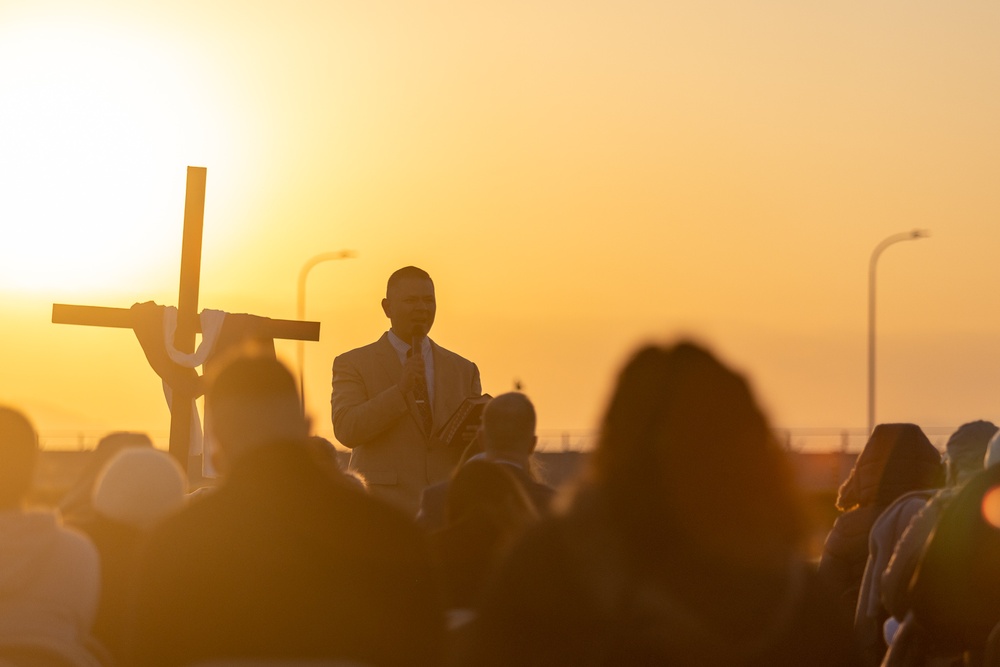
[437,394,492,448]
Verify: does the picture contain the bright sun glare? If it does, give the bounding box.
[0,15,233,296]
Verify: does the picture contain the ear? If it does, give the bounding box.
[381,297,391,318]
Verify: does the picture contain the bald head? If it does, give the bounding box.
[206,353,309,466]
[482,392,537,463]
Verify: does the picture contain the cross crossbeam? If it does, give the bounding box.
[51,304,320,340]
[52,166,320,466]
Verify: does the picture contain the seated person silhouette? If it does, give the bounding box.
[127,348,446,667]
[0,406,104,667]
[417,392,555,531]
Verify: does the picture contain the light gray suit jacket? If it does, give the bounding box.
[331,332,481,514]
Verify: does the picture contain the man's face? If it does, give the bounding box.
[382,276,436,341]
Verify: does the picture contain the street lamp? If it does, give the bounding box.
[297,250,357,408]
[867,229,929,434]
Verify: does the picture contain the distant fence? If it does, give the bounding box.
[774,426,959,454]
[536,427,963,454]
[38,425,963,454]
[38,430,172,451]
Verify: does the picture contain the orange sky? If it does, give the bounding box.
[3,1,1000,451]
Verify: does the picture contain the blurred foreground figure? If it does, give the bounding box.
[0,406,103,667]
[465,341,864,666]
[860,420,996,664]
[128,351,445,667]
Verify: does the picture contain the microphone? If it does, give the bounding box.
[411,325,426,357]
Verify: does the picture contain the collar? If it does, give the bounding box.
[387,329,431,362]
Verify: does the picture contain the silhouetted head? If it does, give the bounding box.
[836,423,943,511]
[382,266,436,341]
[586,340,803,566]
[482,392,537,466]
[91,446,188,530]
[944,420,998,487]
[206,351,309,471]
[305,435,342,472]
[0,406,39,509]
[60,431,153,517]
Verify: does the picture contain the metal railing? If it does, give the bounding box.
[37,425,962,454]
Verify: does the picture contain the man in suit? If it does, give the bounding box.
[331,266,482,515]
[128,351,445,667]
[417,391,556,531]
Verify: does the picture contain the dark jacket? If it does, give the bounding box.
[907,464,1000,654]
[127,440,445,667]
[417,461,555,532]
[817,424,943,614]
[465,490,864,667]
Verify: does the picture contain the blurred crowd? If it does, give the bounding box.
[2,339,998,666]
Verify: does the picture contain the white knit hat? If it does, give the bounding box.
[91,447,188,530]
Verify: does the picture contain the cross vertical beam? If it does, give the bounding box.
[169,166,207,466]
[52,166,322,470]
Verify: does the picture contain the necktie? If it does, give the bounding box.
[409,347,433,436]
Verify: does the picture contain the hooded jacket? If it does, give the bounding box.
[817,424,943,613]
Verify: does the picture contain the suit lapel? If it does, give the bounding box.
[374,333,402,381]
[430,341,450,429]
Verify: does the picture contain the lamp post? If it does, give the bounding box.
[867,229,928,434]
[297,250,357,409]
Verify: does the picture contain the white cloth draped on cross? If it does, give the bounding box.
[51,167,322,468]
[129,301,277,477]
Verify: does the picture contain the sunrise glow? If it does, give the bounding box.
[2,1,1000,449]
[0,12,237,295]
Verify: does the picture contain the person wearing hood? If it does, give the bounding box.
[880,421,997,621]
[872,420,999,665]
[0,406,103,667]
[886,461,1000,666]
[853,420,997,664]
[817,423,944,618]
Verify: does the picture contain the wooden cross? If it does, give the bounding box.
[52,166,320,465]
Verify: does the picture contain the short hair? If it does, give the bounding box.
[482,393,536,457]
[945,420,998,487]
[206,352,307,459]
[386,266,432,297]
[0,406,39,507]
